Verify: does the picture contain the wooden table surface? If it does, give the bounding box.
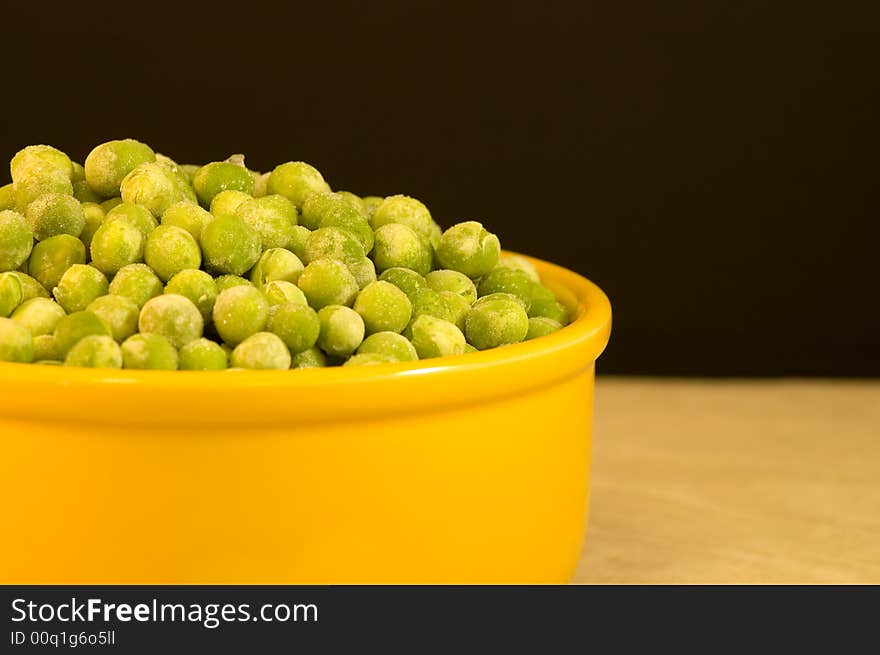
[574,377,880,584]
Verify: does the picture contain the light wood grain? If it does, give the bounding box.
[574,378,880,584]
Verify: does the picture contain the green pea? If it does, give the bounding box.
[287,224,310,260]
[408,287,457,325]
[108,264,164,308]
[496,254,540,282]
[10,145,73,183]
[0,184,16,211]
[477,267,537,311]
[349,256,377,289]
[425,269,477,304]
[192,161,255,207]
[0,272,23,317]
[372,223,432,275]
[78,202,105,250]
[317,304,365,358]
[0,210,33,272]
[291,346,326,369]
[297,258,359,309]
[357,331,418,362]
[179,164,200,182]
[336,191,366,213]
[353,280,412,335]
[410,314,466,359]
[53,310,112,358]
[86,294,140,341]
[252,171,270,198]
[100,197,123,213]
[378,267,428,303]
[72,180,104,204]
[527,285,570,324]
[473,291,526,310]
[71,161,86,183]
[11,297,65,335]
[231,332,291,369]
[120,162,176,217]
[210,189,252,220]
[235,194,297,250]
[7,272,49,301]
[438,290,471,332]
[343,353,397,366]
[212,285,269,346]
[370,194,435,244]
[213,274,253,293]
[155,154,198,205]
[161,201,213,240]
[300,191,373,252]
[465,295,529,350]
[0,317,34,362]
[84,139,156,198]
[104,202,158,236]
[249,248,304,287]
[89,219,145,276]
[526,316,564,340]
[121,333,178,370]
[138,294,203,348]
[436,221,500,278]
[64,335,122,369]
[262,280,308,307]
[164,269,217,321]
[266,161,331,209]
[303,226,365,266]
[53,264,109,313]
[200,215,262,276]
[179,338,228,370]
[25,193,84,241]
[12,176,73,215]
[32,334,59,361]
[144,224,202,282]
[268,302,320,354]
[27,234,86,289]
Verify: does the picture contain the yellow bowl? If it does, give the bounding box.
[0,254,611,584]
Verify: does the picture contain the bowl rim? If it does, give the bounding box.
[0,252,611,425]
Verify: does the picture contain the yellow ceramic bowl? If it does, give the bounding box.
[0,254,611,584]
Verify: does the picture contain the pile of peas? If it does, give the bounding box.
[0,140,570,370]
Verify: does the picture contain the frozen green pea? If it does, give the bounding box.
[297,258,359,309]
[108,264,164,308]
[235,194,297,250]
[104,202,158,236]
[436,221,500,278]
[192,161,254,207]
[53,310,112,357]
[86,294,139,341]
[138,294,203,348]
[71,162,85,183]
[78,202,105,250]
[144,225,202,282]
[362,195,383,215]
[84,139,156,198]
[89,219,144,276]
[121,333,178,370]
[526,316,564,340]
[370,194,435,243]
[262,280,308,307]
[100,197,123,213]
[0,184,16,211]
[231,332,291,369]
[353,280,412,335]
[291,346,326,369]
[252,171,270,198]
[372,223,432,275]
[32,334,59,361]
[425,269,477,304]
[303,226,364,266]
[164,269,217,321]
[343,353,397,366]
[250,248,304,287]
[409,287,457,325]
[473,292,527,310]
[438,290,471,332]
[378,267,427,303]
[155,155,198,205]
[0,272,22,317]
[12,176,73,215]
[179,338,228,370]
[410,314,466,359]
[25,193,84,240]
[27,234,86,289]
[0,317,34,362]
[210,189,252,220]
[349,256,377,289]
[317,305,365,358]
[528,297,569,324]
[10,145,73,183]
[200,215,262,276]
[267,303,320,354]
[120,162,176,217]
[478,267,536,311]
[464,343,478,354]
[266,161,331,209]
[0,210,33,271]
[53,264,109,313]
[161,201,213,240]
[301,192,373,252]
[7,272,49,301]
[287,224,310,260]
[336,191,366,212]
[496,254,540,282]
[465,295,529,350]
[179,164,200,182]
[72,180,103,204]
[64,335,122,369]
[212,285,269,346]
[357,331,418,362]
[213,274,253,293]
[11,297,65,335]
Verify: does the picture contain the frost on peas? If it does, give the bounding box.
[268,303,320,354]
[266,161,331,209]
[8,272,49,301]
[303,226,365,266]
[0,272,23,317]
[287,224,310,260]
[496,254,540,282]
[161,201,213,241]
[32,334,59,361]
[179,338,228,370]
[212,285,269,347]
[64,335,123,369]
[250,248,304,287]
[410,314,466,360]
[144,225,202,282]
[10,145,74,183]
[210,189,252,221]
[297,258,359,310]
[120,333,179,370]
[357,331,418,362]
[120,162,177,217]
[10,297,66,336]
[86,294,140,342]
[348,256,377,290]
[164,269,218,321]
[231,332,291,370]
[353,280,412,335]
[235,194,298,250]
[378,267,427,303]
[53,311,113,358]
[262,280,308,307]
[343,353,397,366]
[436,221,500,278]
[372,223,432,275]
[78,202,105,250]
[84,139,156,198]
[12,176,74,215]
[25,193,85,241]
[317,305,365,358]
[291,346,327,369]
[138,294,204,349]
[192,160,255,208]
[425,269,477,304]
[53,264,109,313]
[27,234,87,290]
[370,194,435,244]
[200,215,262,276]
[0,317,34,362]
[464,295,529,350]
[437,290,471,332]
[104,202,158,237]
[300,192,373,253]
[73,180,104,204]
[526,316,564,340]
[477,267,537,311]
[213,274,253,293]
[108,264,164,308]
[89,219,145,276]
[0,211,34,272]
[0,184,16,211]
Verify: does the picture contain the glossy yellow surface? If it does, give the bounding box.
[0,254,611,583]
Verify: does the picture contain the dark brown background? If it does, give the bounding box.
[2,3,878,375]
